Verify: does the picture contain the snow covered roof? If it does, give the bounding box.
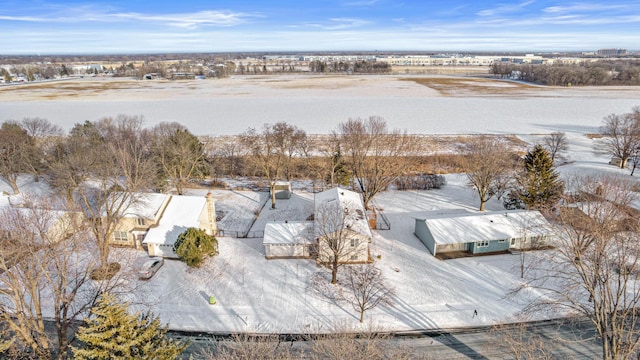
[314,187,372,239]
[263,221,314,245]
[420,210,552,245]
[0,207,66,229]
[142,195,206,246]
[115,192,169,220]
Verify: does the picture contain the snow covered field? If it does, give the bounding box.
[1,75,640,334]
[1,75,639,136]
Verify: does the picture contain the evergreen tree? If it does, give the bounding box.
[72,293,187,360]
[173,227,218,268]
[517,144,563,211]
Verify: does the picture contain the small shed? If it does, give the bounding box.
[414,210,553,257]
[272,181,292,199]
[263,221,315,259]
[609,156,627,168]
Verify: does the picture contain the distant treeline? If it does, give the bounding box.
[491,60,640,86]
[308,60,392,74]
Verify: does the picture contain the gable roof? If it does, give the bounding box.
[314,187,371,239]
[419,210,552,245]
[142,195,207,246]
[114,192,169,220]
[263,221,314,245]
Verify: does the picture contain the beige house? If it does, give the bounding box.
[142,193,217,258]
[110,192,216,258]
[110,193,171,248]
[0,206,84,245]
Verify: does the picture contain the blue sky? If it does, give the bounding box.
[1,0,639,54]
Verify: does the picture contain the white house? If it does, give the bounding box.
[263,221,315,259]
[262,187,372,263]
[314,187,372,264]
[142,193,217,258]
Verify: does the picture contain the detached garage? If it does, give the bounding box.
[414,210,553,257]
[263,221,315,259]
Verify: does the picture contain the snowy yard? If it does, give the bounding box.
[1,128,639,334]
[2,75,640,334]
[109,130,639,334]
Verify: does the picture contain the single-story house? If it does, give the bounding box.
[414,210,553,257]
[263,221,315,259]
[142,193,216,258]
[314,187,372,264]
[0,206,83,246]
[262,187,372,263]
[272,181,292,199]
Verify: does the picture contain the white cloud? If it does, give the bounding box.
[0,8,258,28]
[477,1,535,17]
[306,17,371,30]
[543,3,630,13]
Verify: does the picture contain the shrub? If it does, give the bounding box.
[173,228,218,268]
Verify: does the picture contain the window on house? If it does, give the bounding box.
[350,255,358,260]
[350,239,359,247]
[477,240,489,247]
[136,218,145,226]
[510,238,517,246]
[113,231,128,243]
[498,239,506,243]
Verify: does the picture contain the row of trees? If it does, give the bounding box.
[491,61,640,86]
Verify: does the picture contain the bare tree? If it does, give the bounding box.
[154,125,208,195]
[308,322,413,360]
[209,136,247,178]
[0,197,124,359]
[20,117,63,181]
[630,144,640,176]
[21,117,63,139]
[199,333,299,360]
[345,265,395,323]
[49,117,154,270]
[542,131,568,163]
[517,174,640,360]
[488,322,553,360]
[315,197,369,284]
[337,116,415,210]
[464,137,514,211]
[0,121,37,194]
[319,133,349,189]
[600,108,640,169]
[241,122,305,209]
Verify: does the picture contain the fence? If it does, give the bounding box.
[376,210,391,230]
[214,229,264,239]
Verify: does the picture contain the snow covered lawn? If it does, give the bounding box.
[121,174,551,334]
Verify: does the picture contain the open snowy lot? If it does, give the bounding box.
[1,75,639,136]
[1,74,639,334]
[105,126,636,334]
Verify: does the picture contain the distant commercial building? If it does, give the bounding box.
[597,48,627,56]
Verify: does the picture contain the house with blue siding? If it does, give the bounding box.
[414,210,553,257]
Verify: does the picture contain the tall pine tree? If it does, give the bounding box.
[72,293,187,360]
[518,144,563,211]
